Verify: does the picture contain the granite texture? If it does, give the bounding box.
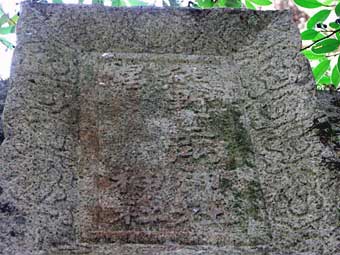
[0,2,339,255]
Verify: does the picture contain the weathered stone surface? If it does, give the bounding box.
[316,91,340,171]
[0,2,339,255]
[0,79,8,144]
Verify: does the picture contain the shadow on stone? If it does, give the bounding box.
[0,79,8,144]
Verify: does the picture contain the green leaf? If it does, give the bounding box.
[335,32,340,41]
[119,0,128,6]
[52,0,63,3]
[245,0,256,9]
[0,37,14,49]
[302,50,326,60]
[0,26,15,35]
[301,29,323,40]
[111,0,120,6]
[9,14,19,25]
[311,39,340,54]
[124,0,150,5]
[249,0,272,6]
[313,59,330,82]
[331,64,340,86]
[217,0,242,7]
[337,55,340,73]
[306,9,331,29]
[79,0,85,3]
[319,75,330,84]
[92,0,104,4]
[0,14,8,27]
[321,0,333,5]
[314,33,326,41]
[293,0,323,8]
[214,0,224,7]
[11,14,19,24]
[0,14,18,27]
[329,22,340,29]
[197,0,214,8]
[336,3,340,16]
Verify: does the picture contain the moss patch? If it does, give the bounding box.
[209,104,253,170]
[230,180,262,220]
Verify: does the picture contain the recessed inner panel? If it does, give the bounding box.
[76,53,266,245]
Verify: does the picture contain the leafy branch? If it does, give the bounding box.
[0,7,17,49]
[294,0,340,88]
[301,28,340,51]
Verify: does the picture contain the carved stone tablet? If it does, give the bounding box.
[76,52,260,245]
[0,3,339,255]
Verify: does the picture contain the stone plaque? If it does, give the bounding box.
[0,2,339,255]
[76,52,268,245]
